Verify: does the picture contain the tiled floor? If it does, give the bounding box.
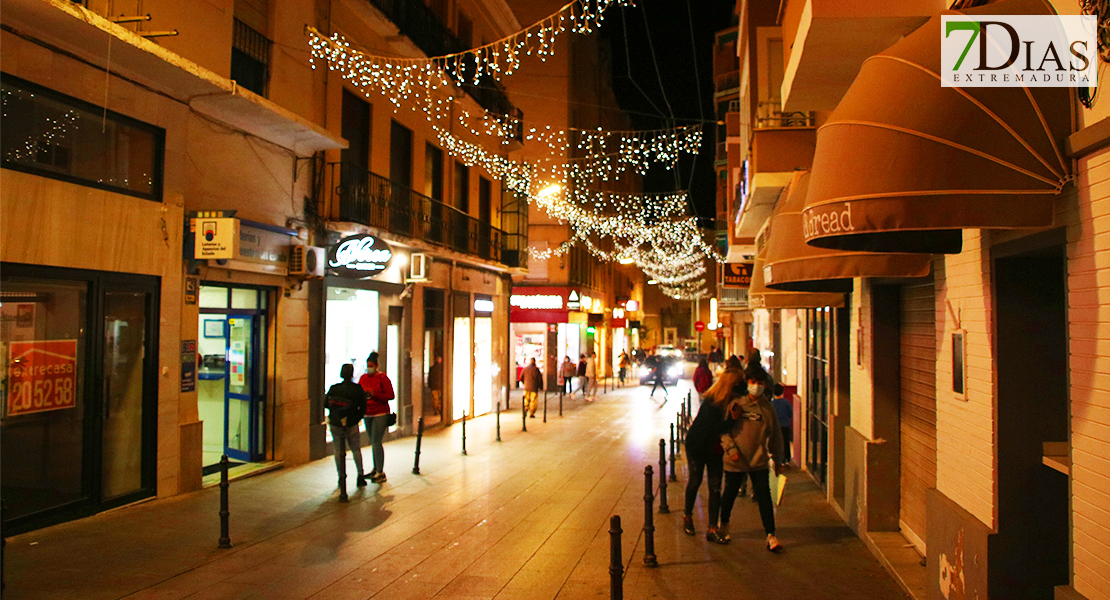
[4,380,909,600]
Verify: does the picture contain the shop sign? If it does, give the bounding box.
[722,262,754,288]
[328,235,393,277]
[235,225,290,273]
[567,290,581,310]
[193,218,239,259]
[474,298,495,313]
[510,294,563,310]
[610,317,627,328]
[6,340,77,417]
[181,340,197,393]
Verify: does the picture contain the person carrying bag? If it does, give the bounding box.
[360,351,395,484]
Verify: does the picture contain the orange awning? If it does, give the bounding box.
[765,172,933,292]
[749,223,844,310]
[803,0,1072,254]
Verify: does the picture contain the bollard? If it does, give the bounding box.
[687,391,692,426]
[677,412,684,445]
[669,424,678,482]
[412,416,425,474]
[609,515,624,600]
[657,440,670,513]
[218,454,232,548]
[1,502,5,592]
[462,411,468,456]
[642,466,658,568]
[496,398,501,442]
[543,390,548,423]
[522,396,528,432]
[559,388,564,417]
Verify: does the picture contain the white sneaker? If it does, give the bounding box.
[766,534,781,552]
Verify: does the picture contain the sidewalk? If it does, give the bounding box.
[4,382,908,600]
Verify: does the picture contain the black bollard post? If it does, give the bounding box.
[676,412,683,445]
[642,466,658,568]
[412,416,425,474]
[543,390,548,423]
[609,515,624,600]
[496,398,501,442]
[522,396,528,432]
[559,387,564,417]
[686,392,692,427]
[218,454,232,548]
[657,440,670,514]
[462,411,468,456]
[669,424,678,482]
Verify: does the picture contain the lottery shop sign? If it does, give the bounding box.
[7,340,78,416]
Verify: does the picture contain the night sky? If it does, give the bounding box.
[600,0,737,229]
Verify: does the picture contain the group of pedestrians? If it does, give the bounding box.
[556,353,598,401]
[682,351,792,552]
[324,352,395,502]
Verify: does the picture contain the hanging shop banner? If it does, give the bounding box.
[722,262,754,288]
[328,234,394,278]
[6,340,78,416]
[192,218,239,259]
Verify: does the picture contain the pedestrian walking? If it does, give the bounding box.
[708,345,724,371]
[647,354,668,398]
[560,356,576,395]
[576,354,588,400]
[693,358,713,396]
[718,365,787,551]
[521,357,543,417]
[359,351,395,484]
[325,363,367,501]
[771,383,793,464]
[618,351,630,386]
[683,368,744,541]
[428,354,443,417]
[585,351,598,400]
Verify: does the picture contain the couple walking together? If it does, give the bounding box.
[683,363,786,551]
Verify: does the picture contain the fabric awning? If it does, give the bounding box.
[765,172,933,292]
[749,222,845,310]
[802,0,1072,254]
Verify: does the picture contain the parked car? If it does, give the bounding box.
[639,355,683,385]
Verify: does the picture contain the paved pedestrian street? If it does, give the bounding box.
[4,381,908,600]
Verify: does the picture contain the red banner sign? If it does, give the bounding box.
[7,340,78,416]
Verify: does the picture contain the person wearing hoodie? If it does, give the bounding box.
[693,358,713,396]
[717,365,787,551]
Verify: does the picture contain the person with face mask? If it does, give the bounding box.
[716,365,787,551]
[359,351,395,484]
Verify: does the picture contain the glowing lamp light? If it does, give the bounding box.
[537,183,562,198]
[619,256,634,264]
[626,300,639,311]
[647,280,658,285]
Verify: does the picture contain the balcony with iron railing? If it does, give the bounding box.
[327,162,505,264]
[367,0,523,144]
[715,70,740,95]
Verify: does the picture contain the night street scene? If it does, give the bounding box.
[0,0,1106,599]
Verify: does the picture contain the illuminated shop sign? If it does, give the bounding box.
[328,235,393,278]
[510,294,563,310]
[474,299,495,313]
[567,291,581,310]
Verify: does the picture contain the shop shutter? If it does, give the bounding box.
[899,280,936,552]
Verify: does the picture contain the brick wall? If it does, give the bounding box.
[934,232,996,530]
[1069,148,1110,600]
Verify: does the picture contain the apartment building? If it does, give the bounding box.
[721,1,1109,599]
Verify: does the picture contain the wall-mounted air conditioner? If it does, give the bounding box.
[289,245,326,278]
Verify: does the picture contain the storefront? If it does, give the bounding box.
[510,286,588,389]
[316,233,408,446]
[1,264,160,532]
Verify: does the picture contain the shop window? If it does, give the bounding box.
[0,75,164,201]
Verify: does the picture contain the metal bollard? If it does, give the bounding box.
[543,390,548,422]
[687,391,692,425]
[669,424,678,482]
[218,455,232,548]
[462,411,468,456]
[642,466,658,568]
[412,416,425,474]
[657,440,670,514]
[609,515,624,600]
[559,388,564,417]
[496,398,501,442]
[522,397,528,432]
[677,412,684,445]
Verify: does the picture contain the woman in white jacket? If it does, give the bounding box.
[718,366,786,551]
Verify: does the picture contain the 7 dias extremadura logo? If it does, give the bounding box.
[942,15,1097,87]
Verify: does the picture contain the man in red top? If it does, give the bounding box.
[359,351,394,484]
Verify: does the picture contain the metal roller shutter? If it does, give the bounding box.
[899,280,936,553]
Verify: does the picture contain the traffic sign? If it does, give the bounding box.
[694,321,705,332]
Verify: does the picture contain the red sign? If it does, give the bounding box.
[7,340,78,416]
[695,321,706,332]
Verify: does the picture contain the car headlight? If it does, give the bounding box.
[640,367,650,376]
[668,366,681,377]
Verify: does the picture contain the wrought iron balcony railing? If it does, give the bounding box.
[328,162,504,263]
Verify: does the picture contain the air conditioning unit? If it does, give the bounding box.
[408,253,428,281]
[289,245,326,278]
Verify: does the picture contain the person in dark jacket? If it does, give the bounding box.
[326,363,367,501]
[683,367,745,541]
[521,358,544,417]
[576,354,588,398]
[693,358,713,395]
